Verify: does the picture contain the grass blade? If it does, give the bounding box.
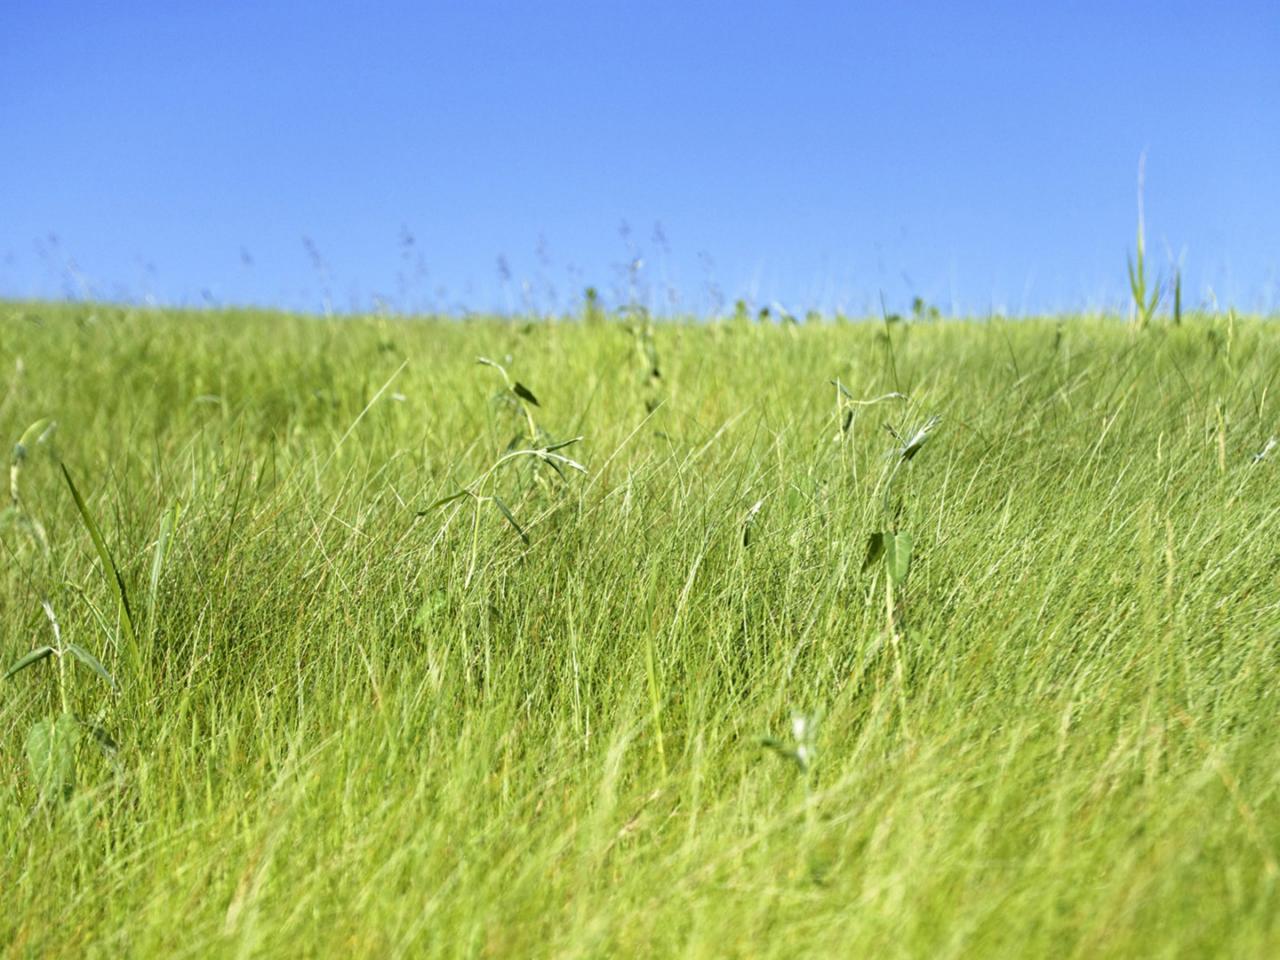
[61,463,136,648]
[418,489,472,515]
[4,646,54,680]
[513,382,540,407]
[542,436,583,453]
[66,642,117,691]
[148,500,181,625]
[492,495,529,544]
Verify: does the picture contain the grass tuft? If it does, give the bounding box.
[1,301,1279,957]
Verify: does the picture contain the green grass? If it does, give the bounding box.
[2,301,1279,957]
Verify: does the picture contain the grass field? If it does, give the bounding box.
[2,302,1279,957]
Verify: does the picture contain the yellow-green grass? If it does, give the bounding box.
[1,302,1278,957]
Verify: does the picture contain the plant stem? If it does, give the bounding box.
[886,575,911,742]
[644,635,667,778]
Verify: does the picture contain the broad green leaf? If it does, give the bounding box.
[66,642,116,691]
[492,496,529,544]
[862,531,886,571]
[886,532,914,585]
[4,646,54,680]
[26,713,80,799]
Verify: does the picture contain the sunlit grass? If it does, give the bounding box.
[2,301,1278,957]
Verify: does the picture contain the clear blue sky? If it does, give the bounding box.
[2,1,1277,316]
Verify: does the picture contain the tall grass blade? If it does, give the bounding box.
[492,496,529,544]
[61,463,136,649]
[147,500,181,625]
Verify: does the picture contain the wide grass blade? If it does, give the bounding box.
[4,646,54,680]
[66,642,117,691]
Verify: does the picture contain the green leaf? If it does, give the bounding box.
[542,436,583,453]
[886,532,914,585]
[539,451,586,474]
[862,531,886,571]
[540,456,567,481]
[61,464,136,649]
[417,489,471,515]
[492,496,529,544]
[4,646,54,680]
[26,713,80,799]
[414,588,448,628]
[65,642,116,691]
[512,382,540,407]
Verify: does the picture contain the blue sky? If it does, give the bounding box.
[1,1,1277,316]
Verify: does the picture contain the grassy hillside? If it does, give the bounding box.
[2,302,1278,957]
